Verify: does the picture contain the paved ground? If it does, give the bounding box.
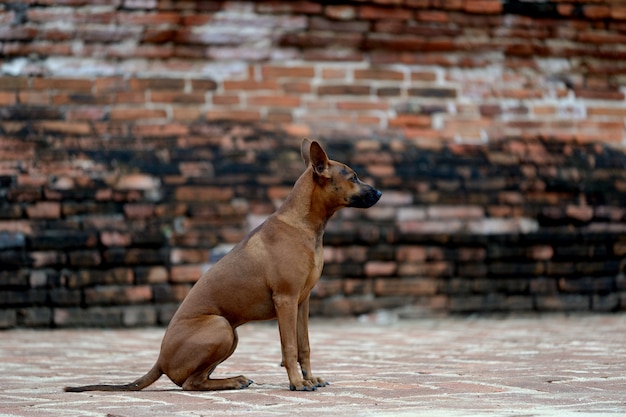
[0,314,625,417]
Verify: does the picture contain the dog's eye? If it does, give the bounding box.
[350,175,358,183]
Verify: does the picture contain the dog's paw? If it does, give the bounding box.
[233,375,253,389]
[308,376,329,388]
[289,379,317,392]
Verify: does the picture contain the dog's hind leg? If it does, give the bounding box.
[160,315,252,391]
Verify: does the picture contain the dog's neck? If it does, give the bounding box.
[275,168,337,238]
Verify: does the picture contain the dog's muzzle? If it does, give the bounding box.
[348,186,382,208]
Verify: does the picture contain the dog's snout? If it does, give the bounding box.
[348,186,382,209]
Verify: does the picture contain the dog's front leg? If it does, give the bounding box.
[274,294,316,391]
[297,297,328,388]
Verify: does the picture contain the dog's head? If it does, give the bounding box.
[301,138,382,209]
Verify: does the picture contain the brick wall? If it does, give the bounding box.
[1,0,626,327]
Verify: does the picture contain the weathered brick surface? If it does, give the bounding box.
[1,1,626,327]
[3,317,626,415]
[0,1,624,141]
[2,120,624,326]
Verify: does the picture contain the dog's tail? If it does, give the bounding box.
[64,363,163,392]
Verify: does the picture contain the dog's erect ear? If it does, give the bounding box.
[309,140,331,179]
[301,138,312,167]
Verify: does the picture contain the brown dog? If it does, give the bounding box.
[65,139,381,392]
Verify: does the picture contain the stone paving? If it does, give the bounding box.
[0,314,625,417]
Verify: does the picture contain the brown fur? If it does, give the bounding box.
[65,139,381,392]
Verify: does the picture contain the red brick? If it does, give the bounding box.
[115,173,160,191]
[281,31,363,49]
[359,5,412,20]
[85,285,152,305]
[141,28,176,43]
[223,80,280,91]
[321,68,347,79]
[0,26,38,40]
[101,231,132,247]
[35,121,92,136]
[212,94,240,105]
[336,101,388,111]
[376,87,401,97]
[325,5,356,20]
[170,248,210,265]
[311,279,343,298]
[66,107,106,121]
[175,186,233,202]
[613,241,626,257]
[129,78,184,91]
[324,246,368,263]
[113,91,145,104]
[170,264,203,283]
[529,245,554,261]
[374,278,437,296]
[69,250,102,267]
[371,0,404,4]
[354,69,404,80]
[123,203,155,219]
[364,261,397,277]
[416,10,449,23]
[0,76,28,89]
[365,164,395,178]
[396,246,427,262]
[52,92,113,106]
[557,4,575,17]
[109,108,166,120]
[31,78,92,91]
[457,247,487,262]
[31,251,66,268]
[256,1,322,14]
[588,106,626,117]
[409,87,457,98]
[133,122,189,137]
[365,34,425,51]
[25,202,61,219]
[0,92,15,105]
[388,114,431,128]
[268,186,292,201]
[464,0,503,14]
[17,174,48,188]
[398,261,453,277]
[303,49,364,62]
[261,65,315,79]
[344,279,373,296]
[427,205,484,219]
[281,82,312,94]
[374,19,407,34]
[117,11,180,25]
[584,5,610,19]
[137,266,169,284]
[577,31,626,44]
[612,6,626,20]
[206,110,261,121]
[184,80,214,93]
[247,95,300,107]
[0,10,15,25]
[172,106,202,121]
[6,39,71,55]
[180,14,213,26]
[150,91,205,103]
[267,110,293,123]
[566,205,593,222]
[318,85,370,95]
